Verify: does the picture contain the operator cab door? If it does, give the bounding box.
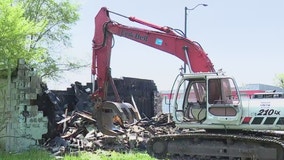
[173,77,207,123]
[184,80,207,122]
[204,78,242,125]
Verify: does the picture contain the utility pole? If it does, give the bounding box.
[184,3,208,73]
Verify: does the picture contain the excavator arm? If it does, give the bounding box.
[92,7,215,135]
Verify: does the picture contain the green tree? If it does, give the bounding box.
[0,0,45,78]
[17,0,83,80]
[275,74,284,88]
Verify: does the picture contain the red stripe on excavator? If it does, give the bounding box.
[242,117,252,124]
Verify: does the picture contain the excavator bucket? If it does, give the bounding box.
[94,101,140,136]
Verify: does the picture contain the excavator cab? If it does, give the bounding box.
[173,73,242,126]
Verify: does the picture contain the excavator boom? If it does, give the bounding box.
[92,7,215,136]
[92,7,215,100]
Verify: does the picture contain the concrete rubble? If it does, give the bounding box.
[44,109,176,156]
[39,81,177,157]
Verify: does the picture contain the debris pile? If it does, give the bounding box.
[38,82,176,156]
[44,111,175,156]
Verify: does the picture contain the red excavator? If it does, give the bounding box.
[92,7,284,159]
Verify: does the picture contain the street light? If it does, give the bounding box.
[184,4,208,38]
[183,3,207,73]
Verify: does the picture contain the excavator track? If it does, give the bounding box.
[147,131,284,160]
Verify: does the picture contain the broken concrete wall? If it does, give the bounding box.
[0,59,48,152]
[108,77,159,118]
[52,77,160,119]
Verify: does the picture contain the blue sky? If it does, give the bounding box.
[48,0,284,91]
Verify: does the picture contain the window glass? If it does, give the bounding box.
[208,78,239,104]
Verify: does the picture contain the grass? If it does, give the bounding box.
[64,150,156,160]
[0,149,52,160]
[0,149,156,160]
